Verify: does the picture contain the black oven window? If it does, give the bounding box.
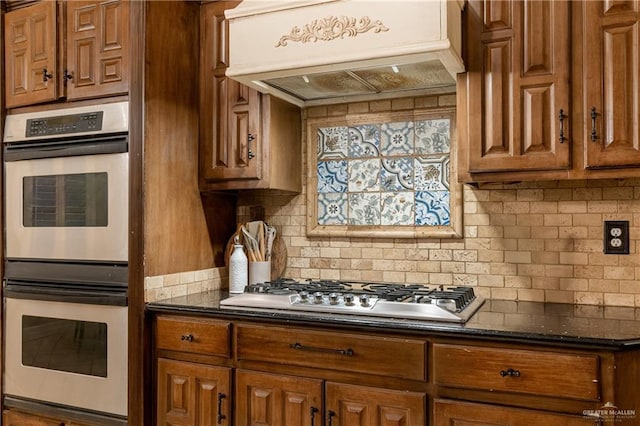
[22,315,108,378]
[22,172,108,227]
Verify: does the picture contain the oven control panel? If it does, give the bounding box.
[26,111,104,137]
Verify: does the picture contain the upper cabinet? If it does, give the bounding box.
[459,0,640,183]
[199,1,302,192]
[460,0,571,175]
[583,1,640,169]
[4,0,129,109]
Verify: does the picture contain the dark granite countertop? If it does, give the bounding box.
[146,290,640,350]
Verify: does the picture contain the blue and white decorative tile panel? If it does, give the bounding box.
[349,193,381,225]
[381,192,414,225]
[381,121,414,156]
[348,124,380,158]
[415,191,450,225]
[415,119,451,154]
[318,193,348,225]
[317,160,348,193]
[348,159,380,192]
[316,117,452,228]
[318,126,348,159]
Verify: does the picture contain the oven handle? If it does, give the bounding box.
[4,281,127,306]
[4,133,128,161]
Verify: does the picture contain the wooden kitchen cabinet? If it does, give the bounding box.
[157,359,231,426]
[460,0,571,174]
[199,1,302,192]
[459,0,640,182]
[2,409,98,426]
[235,370,323,426]
[582,1,640,168]
[326,382,426,426]
[433,399,599,425]
[4,0,129,108]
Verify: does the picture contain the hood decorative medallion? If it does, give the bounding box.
[276,16,389,47]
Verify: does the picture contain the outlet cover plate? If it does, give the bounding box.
[604,220,629,255]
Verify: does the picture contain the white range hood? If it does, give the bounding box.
[225,0,465,107]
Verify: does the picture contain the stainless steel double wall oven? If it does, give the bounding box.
[3,101,129,423]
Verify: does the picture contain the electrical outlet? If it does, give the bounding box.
[604,221,629,254]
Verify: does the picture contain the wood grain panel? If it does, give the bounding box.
[155,316,231,357]
[235,370,322,426]
[523,0,551,75]
[484,0,511,30]
[482,40,511,156]
[236,324,427,381]
[4,1,56,107]
[603,0,635,16]
[325,382,426,426]
[433,343,601,401]
[522,85,552,153]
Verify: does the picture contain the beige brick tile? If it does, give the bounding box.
[430,272,453,284]
[545,290,574,303]
[453,274,478,286]
[588,279,619,292]
[517,264,545,277]
[441,262,465,273]
[545,265,573,277]
[347,102,369,114]
[530,202,558,213]
[574,292,604,305]
[382,271,405,282]
[383,248,407,260]
[531,226,559,239]
[405,272,431,283]
[532,276,559,290]
[516,189,544,201]
[587,200,618,213]
[559,252,589,265]
[543,189,572,201]
[306,106,328,117]
[490,214,516,226]
[505,275,531,288]
[504,226,531,238]
[417,261,441,273]
[320,269,341,280]
[517,289,545,302]
[604,266,635,280]
[351,259,373,270]
[531,251,559,264]
[464,213,491,225]
[391,97,415,110]
[393,261,416,272]
[491,239,517,251]
[414,96,439,109]
[516,214,544,226]
[505,251,531,264]
[466,262,491,274]
[544,214,572,226]
[370,100,392,112]
[479,274,504,287]
[491,288,517,300]
[572,187,603,200]
[559,226,588,239]
[517,239,545,251]
[406,249,430,261]
[560,278,588,291]
[478,226,503,238]
[430,249,453,261]
[604,293,636,306]
[572,213,603,226]
[574,265,604,279]
[558,201,587,213]
[453,250,478,262]
[478,250,504,262]
[491,263,518,275]
[362,248,384,259]
[340,269,363,281]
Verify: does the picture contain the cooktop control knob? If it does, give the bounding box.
[329,292,340,305]
[359,294,370,307]
[344,293,355,306]
[299,291,309,302]
[313,292,324,304]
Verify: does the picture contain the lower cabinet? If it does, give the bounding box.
[235,370,427,426]
[2,409,95,426]
[156,358,231,426]
[433,399,600,425]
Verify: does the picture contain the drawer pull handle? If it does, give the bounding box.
[558,109,566,143]
[180,334,194,342]
[327,409,336,426]
[591,106,598,142]
[500,368,521,377]
[289,342,354,357]
[217,392,226,424]
[310,406,319,426]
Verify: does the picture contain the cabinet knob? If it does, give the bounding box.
[310,406,319,426]
[63,70,74,82]
[558,109,566,143]
[42,68,53,83]
[248,133,256,160]
[180,334,193,342]
[327,410,336,426]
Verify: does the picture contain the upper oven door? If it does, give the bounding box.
[5,151,128,262]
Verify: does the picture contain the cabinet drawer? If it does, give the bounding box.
[236,324,426,380]
[432,344,600,401]
[155,316,231,357]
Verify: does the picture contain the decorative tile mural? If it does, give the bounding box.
[316,118,452,227]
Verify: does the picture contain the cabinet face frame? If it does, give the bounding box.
[306,108,462,239]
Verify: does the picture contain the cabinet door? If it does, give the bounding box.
[4,1,57,108]
[157,358,231,426]
[433,399,600,425]
[325,382,426,426]
[200,1,262,184]
[463,0,571,173]
[584,1,640,168]
[65,0,129,100]
[235,369,323,426]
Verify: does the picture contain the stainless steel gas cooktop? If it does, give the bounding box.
[220,279,485,323]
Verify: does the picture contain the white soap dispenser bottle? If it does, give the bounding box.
[229,235,248,294]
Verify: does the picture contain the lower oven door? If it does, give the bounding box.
[4,295,128,417]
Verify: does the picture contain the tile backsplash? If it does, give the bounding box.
[236,94,640,308]
[145,93,640,307]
